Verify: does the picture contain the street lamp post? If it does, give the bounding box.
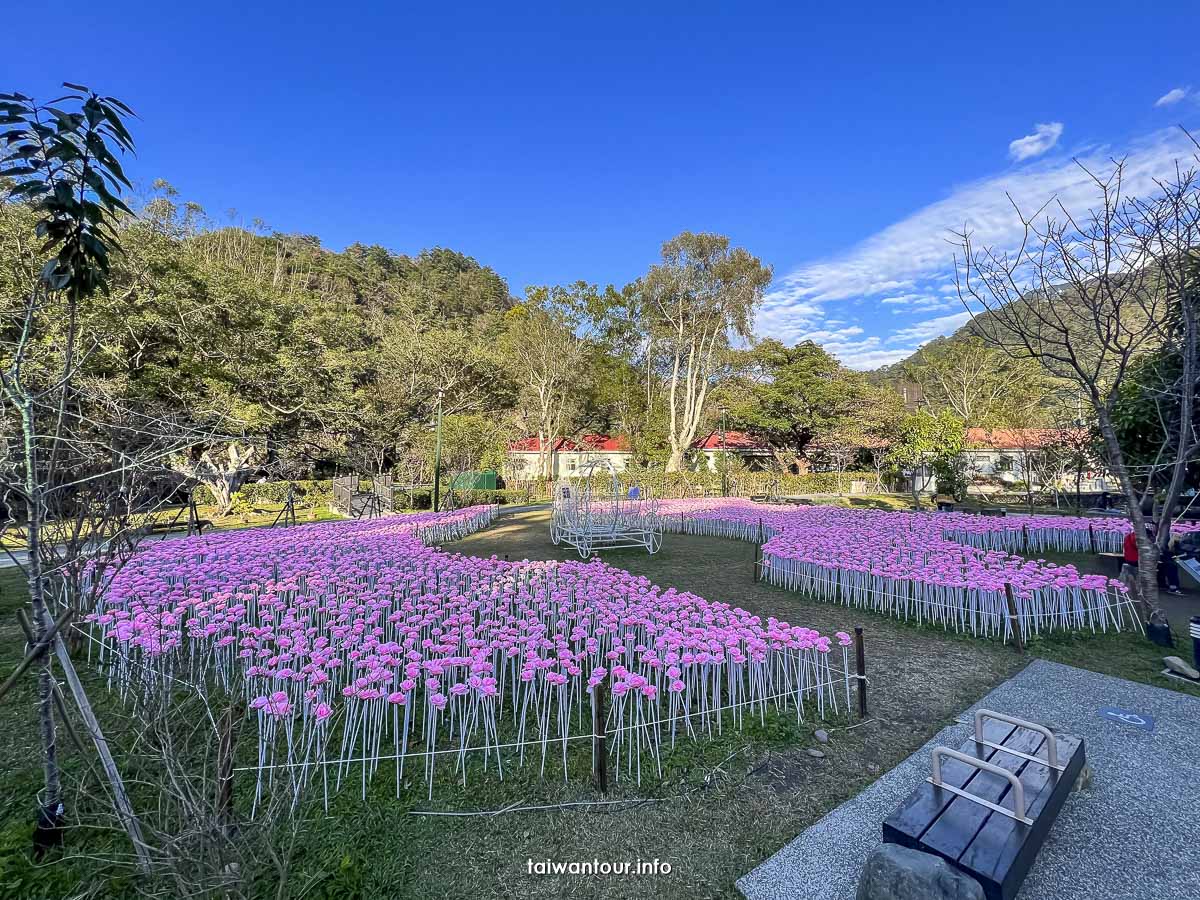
[432,390,444,511]
[720,405,728,498]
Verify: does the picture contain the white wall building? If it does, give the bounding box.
[962,428,1112,493]
[505,434,632,480]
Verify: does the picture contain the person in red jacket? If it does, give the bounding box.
[1122,528,1139,568]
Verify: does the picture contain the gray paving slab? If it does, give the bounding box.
[737,659,1200,900]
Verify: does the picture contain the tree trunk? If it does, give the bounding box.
[20,402,63,830]
[174,443,260,516]
[1133,535,1160,617]
[665,447,685,473]
[201,474,237,516]
[1094,408,1158,617]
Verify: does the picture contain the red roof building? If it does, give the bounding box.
[506,433,632,479]
[689,430,768,451]
[964,428,1086,450]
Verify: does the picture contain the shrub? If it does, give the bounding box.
[193,480,333,509]
[397,487,530,510]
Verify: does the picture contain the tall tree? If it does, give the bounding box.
[0,83,154,854]
[501,287,588,477]
[643,232,772,471]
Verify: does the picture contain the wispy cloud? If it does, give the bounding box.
[889,311,972,344]
[792,326,864,342]
[1008,122,1064,161]
[819,336,917,370]
[880,293,957,313]
[755,125,1199,370]
[762,127,1197,312]
[1155,87,1190,107]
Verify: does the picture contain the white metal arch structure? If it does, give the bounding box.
[550,459,662,558]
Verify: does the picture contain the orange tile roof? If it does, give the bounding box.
[964,427,1085,449]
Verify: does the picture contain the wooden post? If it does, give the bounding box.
[1021,523,1029,553]
[217,705,236,833]
[52,634,152,872]
[1087,521,1096,554]
[594,678,609,794]
[1004,583,1025,653]
[853,627,867,718]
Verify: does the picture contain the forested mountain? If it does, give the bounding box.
[1,183,785,506]
[0,181,523,501]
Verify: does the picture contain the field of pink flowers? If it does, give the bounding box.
[84,499,1175,809]
[87,506,854,808]
[658,499,1176,639]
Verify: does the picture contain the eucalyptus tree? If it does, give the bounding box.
[642,232,772,472]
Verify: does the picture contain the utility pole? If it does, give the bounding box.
[432,389,445,512]
[720,405,728,498]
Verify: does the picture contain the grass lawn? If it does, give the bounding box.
[0,507,1196,899]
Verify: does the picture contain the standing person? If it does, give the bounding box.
[1122,526,1139,569]
[1159,526,1183,595]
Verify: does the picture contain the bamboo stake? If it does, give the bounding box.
[14,611,86,755]
[853,627,867,718]
[52,633,152,872]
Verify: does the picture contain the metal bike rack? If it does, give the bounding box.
[927,747,1033,826]
[973,709,1063,772]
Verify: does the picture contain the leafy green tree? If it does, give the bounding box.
[725,339,886,472]
[413,413,511,483]
[0,83,145,853]
[885,408,967,507]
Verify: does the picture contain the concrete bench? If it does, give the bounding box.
[882,710,1085,900]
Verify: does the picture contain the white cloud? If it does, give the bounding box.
[879,293,957,313]
[755,125,1199,369]
[829,339,919,369]
[762,126,1198,312]
[793,326,864,342]
[1008,122,1064,161]
[1155,87,1189,107]
[840,349,916,368]
[889,311,972,344]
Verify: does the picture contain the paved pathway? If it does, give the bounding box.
[738,659,1200,900]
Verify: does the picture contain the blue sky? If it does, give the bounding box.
[7,1,1199,368]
